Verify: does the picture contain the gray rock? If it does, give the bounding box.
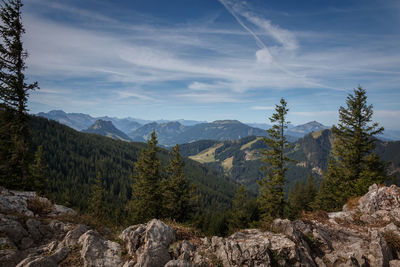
[15,246,69,267]
[26,219,42,241]
[358,184,400,213]
[165,259,195,267]
[119,224,146,255]
[178,240,195,261]
[48,219,72,233]
[389,260,400,267]
[0,214,28,245]
[145,219,175,250]
[133,219,176,267]
[60,224,88,248]
[49,204,76,217]
[0,249,23,267]
[78,230,123,267]
[20,237,34,250]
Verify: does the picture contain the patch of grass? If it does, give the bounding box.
[221,156,233,172]
[27,197,54,216]
[312,131,323,139]
[383,231,400,257]
[0,244,16,250]
[351,211,365,226]
[199,251,223,267]
[164,219,204,246]
[345,196,361,211]
[240,137,262,150]
[188,144,223,163]
[300,210,329,223]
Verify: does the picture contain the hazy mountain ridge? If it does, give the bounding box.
[83,119,132,141]
[37,110,400,144]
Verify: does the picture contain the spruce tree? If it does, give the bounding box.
[287,174,318,219]
[161,144,192,222]
[228,185,258,232]
[257,98,292,221]
[0,0,39,188]
[315,86,388,211]
[29,145,47,195]
[128,131,162,223]
[88,172,105,218]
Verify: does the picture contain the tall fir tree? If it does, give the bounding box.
[161,144,192,222]
[128,131,162,223]
[257,98,293,221]
[228,185,258,233]
[0,0,39,188]
[287,174,318,219]
[88,172,105,219]
[29,145,47,195]
[315,86,388,211]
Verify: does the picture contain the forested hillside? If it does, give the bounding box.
[180,129,400,193]
[29,115,237,224]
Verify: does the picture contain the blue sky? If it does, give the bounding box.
[23,0,400,129]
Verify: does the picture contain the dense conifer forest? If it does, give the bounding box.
[28,115,236,227]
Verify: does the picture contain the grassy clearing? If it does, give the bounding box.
[189,143,223,163]
[240,137,262,150]
[222,156,233,172]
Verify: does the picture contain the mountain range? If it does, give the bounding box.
[37,110,340,146]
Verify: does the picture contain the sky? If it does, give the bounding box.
[23,0,400,129]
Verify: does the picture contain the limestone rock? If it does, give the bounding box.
[358,184,400,213]
[165,259,195,267]
[0,214,28,245]
[49,204,76,217]
[61,224,88,248]
[119,224,146,255]
[78,230,123,267]
[134,219,176,267]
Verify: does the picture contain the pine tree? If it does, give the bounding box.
[315,86,388,211]
[128,131,162,223]
[287,174,318,219]
[228,185,258,232]
[0,0,39,187]
[257,98,293,221]
[161,144,192,222]
[88,172,105,218]
[29,145,47,194]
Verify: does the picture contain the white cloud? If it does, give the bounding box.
[24,1,400,115]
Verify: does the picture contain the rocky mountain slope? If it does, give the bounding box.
[83,119,132,141]
[1,184,399,266]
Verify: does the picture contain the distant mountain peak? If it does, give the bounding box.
[212,120,242,124]
[91,119,113,130]
[84,120,131,141]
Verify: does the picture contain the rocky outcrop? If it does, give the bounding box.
[1,184,400,266]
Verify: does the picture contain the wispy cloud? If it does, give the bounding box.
[251,106,274,110]
[24,1,400,128]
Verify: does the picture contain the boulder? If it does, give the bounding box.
[78,230,123,267]
[134,219,176,267]
[119,224,146,255]
[0,214,28,245]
